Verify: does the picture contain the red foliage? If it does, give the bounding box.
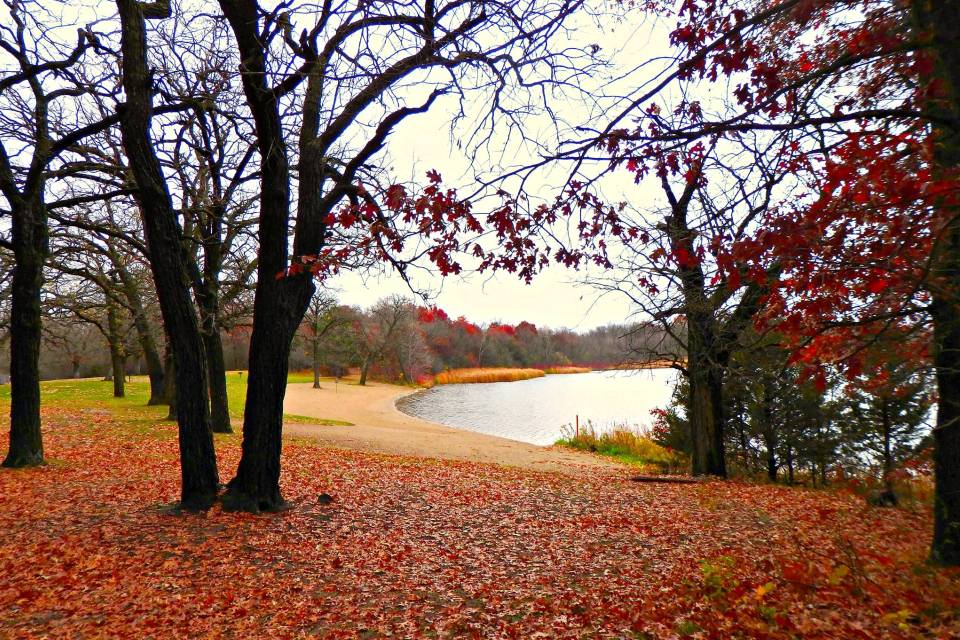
[488,322,516,337]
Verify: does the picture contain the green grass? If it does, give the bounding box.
[556,423,686,473]
[0,373,352,428]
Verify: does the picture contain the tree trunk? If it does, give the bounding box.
[359,357,373,386]
[116,262,164,404]
[218,0,327,512]
[116,0,219,510]
[931,291,960,564]
[162,347,176,419]
[880,398,893,492]
[786,444,795,485]
[912,0,960,566]
[312,335,321,389]
[3,201,46,468]
[107,299,126,398]
[203,327,232,434]
[222,278,313,512]
[686,314,727,477]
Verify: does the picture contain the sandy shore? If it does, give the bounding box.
[282,380,621,475]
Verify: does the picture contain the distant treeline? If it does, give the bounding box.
[4,292,676,384]
[293,294,677,385]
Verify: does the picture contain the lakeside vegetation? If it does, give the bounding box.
[541,365,592,374]
[556,423,686,473]
[429,367,546,386]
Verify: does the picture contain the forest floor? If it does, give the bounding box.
[282,380,618,474]
[1,379,960,638]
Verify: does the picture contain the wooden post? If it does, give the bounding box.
[575,414,579,438]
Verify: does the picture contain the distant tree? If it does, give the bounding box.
[354,297,415,386]
[839,342,934,494]
[300,291,346,389]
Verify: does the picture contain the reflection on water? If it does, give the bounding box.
[396,369,678,446]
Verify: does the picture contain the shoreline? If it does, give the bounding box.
[281,380,622,475]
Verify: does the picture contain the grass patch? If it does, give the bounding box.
[282,413,353,426]
[556,423,686,472]
[0,373,347,428]
[431,367,546,386]
[541,366,592,374]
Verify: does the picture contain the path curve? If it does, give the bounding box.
[282,380,621,475]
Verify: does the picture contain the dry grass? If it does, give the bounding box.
[606,359,684,370]
[542,366,592,374]
[431,367,546,385]
[557,423,686,472]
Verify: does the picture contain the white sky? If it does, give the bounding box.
[16,1,672,332]
[325,8,671,331]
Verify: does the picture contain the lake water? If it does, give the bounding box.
[396,369,679,446]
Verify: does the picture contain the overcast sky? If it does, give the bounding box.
[325,9,670,331]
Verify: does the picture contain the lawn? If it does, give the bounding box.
[0,382,959,638]
[0,373,353,428]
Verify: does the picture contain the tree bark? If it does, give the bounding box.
[115,260,164,404]
[912,0,960,564]
[686,343,726,477]
[107,297,126,398]
[880,398,893,492]
[312,334,321,389]
[218,0,329,512]
[203,326,232,434]
[3,200,46,468]
[359,357,373,386]
[931,290,960,563]
[162,348,177,420]
[116,0,219,510]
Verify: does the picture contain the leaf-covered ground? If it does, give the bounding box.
[1,403,959,638]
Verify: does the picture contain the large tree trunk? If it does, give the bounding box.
[107,297,126,398]
[931,289,960,564]
[686,313,727,477]
[3,201,46,468]
[913,0,960,565]
[116,0,219,510]
[218,0,326,512]
[222,279,313,512]
[116,262,164,404]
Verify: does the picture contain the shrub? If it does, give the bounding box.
[556,422,687,472]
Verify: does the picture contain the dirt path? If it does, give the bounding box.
[282,380,621,475]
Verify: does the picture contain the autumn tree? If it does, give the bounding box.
[353,296,415,386]
[154,12,259,433]
[496,0,960,562]
[212,0,592,511]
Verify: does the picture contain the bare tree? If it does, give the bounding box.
[300,290,344,389]
[212,0,592,511]
[353,296,414,386]
[0,1,119,467]
[115,0,219,510]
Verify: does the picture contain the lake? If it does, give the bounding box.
[396,369,679,446]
